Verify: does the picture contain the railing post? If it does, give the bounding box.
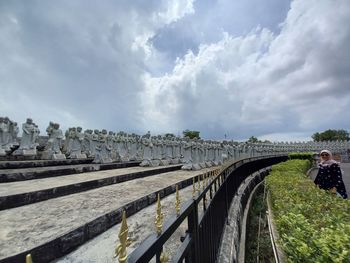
[187,201,199,263]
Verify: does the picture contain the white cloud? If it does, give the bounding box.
[0,0,195,135]
[156,0,195,24]
[0,0,349,141]
[141,0,350,140]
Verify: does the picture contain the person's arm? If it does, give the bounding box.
[314,166,322,186]
[331,163,348,198]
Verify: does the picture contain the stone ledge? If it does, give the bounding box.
[0,161,140,182]
[0,158,94,169]
[0,165,182,210]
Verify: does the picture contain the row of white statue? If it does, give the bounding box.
[1,117,350,170]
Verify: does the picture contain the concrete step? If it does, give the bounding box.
[0,165,182,210]
[0,168,216,263]
[55,184,195,263]
[0,161,141,182]
[0,159,94,169]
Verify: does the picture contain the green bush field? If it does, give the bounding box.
[266,160,350,263]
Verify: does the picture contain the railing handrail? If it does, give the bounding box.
[127,154,288,263]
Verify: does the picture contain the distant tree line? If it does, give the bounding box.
[312,129,349,142]
[182,129,200,139]
[247,136,271,143]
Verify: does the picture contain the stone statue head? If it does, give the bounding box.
[54,123,60,129]
[26,118,33,124]
[94,129,99,134]
[77,127,82,132]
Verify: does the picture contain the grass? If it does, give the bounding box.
[245,183,275,263]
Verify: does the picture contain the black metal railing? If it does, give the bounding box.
[128,155,288,263]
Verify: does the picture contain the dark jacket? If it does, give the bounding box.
[314,162,348,199]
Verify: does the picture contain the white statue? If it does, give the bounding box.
[93,129,113,163]
[140,136,152,166]
[13,118,38,157]
[181,137,193,170]
[67,127,87,159]
[42,122,66,160]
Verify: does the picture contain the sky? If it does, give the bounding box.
[0,0,349,141]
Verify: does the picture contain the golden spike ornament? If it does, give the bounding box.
[114,210,132,263]
[160,251,169,263]
[155,193,164,235]
[175,185,181,216]
[26,254,33,263]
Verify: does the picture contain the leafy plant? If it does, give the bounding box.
[266,160,350,263]
[288,152,315,162]
[312,129,350,142]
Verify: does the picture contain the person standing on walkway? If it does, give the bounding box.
[314,150,348,199]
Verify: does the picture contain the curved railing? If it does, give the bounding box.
[127,154,288,263]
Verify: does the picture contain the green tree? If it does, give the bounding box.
[182,129,200,139]
[312,129,350,142]
[247,136,259,143]
[246,136,271,143]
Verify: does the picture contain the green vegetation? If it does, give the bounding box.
[312,129,349,142]
[245,184,274,263]
[247,136,271,143]
[182,129,200,139]
[288,152,315,162]
[266,160,350,262]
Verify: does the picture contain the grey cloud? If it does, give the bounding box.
[142,0,350,140]
[0,0,180,133]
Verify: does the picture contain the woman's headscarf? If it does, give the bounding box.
[319,149,338,166]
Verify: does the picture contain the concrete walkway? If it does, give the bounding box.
[309,163,350,196]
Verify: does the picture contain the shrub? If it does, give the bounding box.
[266,160,350,263]
[288,152,315,162]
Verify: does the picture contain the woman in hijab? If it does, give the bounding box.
[314,150,348,199]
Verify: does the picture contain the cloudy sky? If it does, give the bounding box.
[1,0,349,141]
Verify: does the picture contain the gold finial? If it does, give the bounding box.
[192,177,196,199]
[26,254,33,263]
[175,185,181,216]
[160,251,169,263]
[155,193,164,235]
[114,210,132,263]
